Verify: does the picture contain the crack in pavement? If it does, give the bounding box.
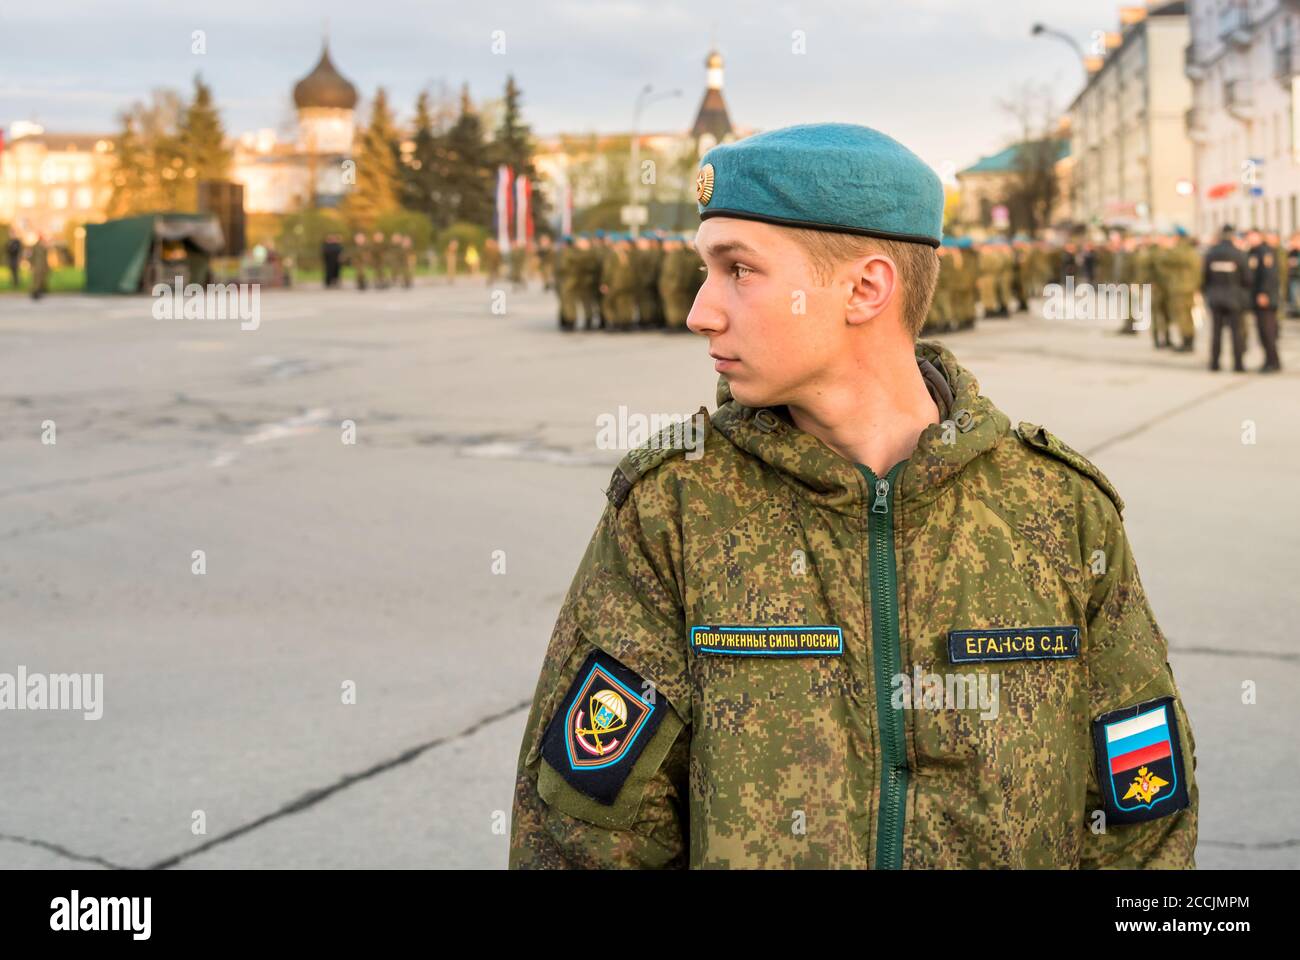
[1169,644,1300,663]
[145,697,532,870]
[5,692,1298,867]
[976,336,1300,375]
[0,831,127,870]
[1083,378,1251,458]
[1200,837,1300,851]
[0,459,192,500]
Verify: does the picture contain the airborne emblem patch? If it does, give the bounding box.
[1092,696,1190,825]
[540,651,666,805]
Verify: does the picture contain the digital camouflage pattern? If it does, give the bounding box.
[510,341,1198,869]
[600,245,637,329]
[1155,240,1201,345]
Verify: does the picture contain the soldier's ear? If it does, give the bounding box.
[844,254,895,328]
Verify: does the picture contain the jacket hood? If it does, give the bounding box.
[709,341,1010,514]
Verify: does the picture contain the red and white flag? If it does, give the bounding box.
[495,165,513,255]
[515,174,531,247]
[560,177,573,236]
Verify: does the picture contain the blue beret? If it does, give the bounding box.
[696,123,943,247]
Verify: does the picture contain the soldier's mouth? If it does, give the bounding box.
[710,352,739,372]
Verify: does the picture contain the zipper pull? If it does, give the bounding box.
[872,478,890,514]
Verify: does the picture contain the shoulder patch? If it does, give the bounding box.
[1092,696,1190,825]
[605,407,710,507]
[540,650,671,806]
[1016,421,1125,515]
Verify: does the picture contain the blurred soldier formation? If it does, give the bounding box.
[523,223,1285,372]
[339,231,417,292]
[916,227,1288,374]
[548,230,705,333]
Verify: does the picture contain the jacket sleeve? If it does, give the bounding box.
[509,479,691,869]
[1079,503,1198,869]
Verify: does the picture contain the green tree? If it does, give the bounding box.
[107,114,148,218]
[491,75,550,237]
[179,74,232,207]
[443,85,493,230]
[402,91,446,229]
[107,89,187,216]
[342,87,402,230]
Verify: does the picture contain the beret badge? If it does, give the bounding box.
[695,163,715,205]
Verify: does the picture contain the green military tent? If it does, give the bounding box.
[84,213,224,294]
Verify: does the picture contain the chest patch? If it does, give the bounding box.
[690,624,844,656]
[948,626,1080,662]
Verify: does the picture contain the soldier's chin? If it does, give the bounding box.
[726,377,775,409]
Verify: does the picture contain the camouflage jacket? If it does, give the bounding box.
[601,249,637,294]
[510,342,1198,869]
[1157,244,1202,297]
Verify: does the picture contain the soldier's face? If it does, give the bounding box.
[688,218,862,408]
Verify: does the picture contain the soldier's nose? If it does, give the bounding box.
[686,295,723,336]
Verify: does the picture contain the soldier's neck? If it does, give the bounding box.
[786,336,940,478]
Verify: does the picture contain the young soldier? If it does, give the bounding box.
[510,123,1198,869]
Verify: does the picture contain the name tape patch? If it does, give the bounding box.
[948,626,1080,663]
[1092,696,1190,825]
[540,651,667,806]
[690,625,844,656]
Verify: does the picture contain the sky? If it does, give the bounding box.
[0,0,1121,173]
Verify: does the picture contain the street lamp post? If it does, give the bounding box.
[629,85,682,237]
[1030,23,1088,81]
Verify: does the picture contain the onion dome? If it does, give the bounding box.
[293,43,358,110]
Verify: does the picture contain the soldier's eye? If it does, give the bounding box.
[731,263,753,279]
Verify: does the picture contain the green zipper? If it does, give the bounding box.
[858,459,909,870]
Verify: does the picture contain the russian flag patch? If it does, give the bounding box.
[1092,696,1191,825]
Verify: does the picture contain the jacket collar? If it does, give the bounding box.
[710,341,1008,514]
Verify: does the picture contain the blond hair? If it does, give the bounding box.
[784,228,940,338]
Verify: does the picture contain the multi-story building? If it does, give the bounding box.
[0,123,116,241]
[1185,0,1300,234]
[1069,2,1196,232]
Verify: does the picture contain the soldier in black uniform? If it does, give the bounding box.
[1246,229,1283,372]
[1286,231,1300,317]
[1202,225,1250,373]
